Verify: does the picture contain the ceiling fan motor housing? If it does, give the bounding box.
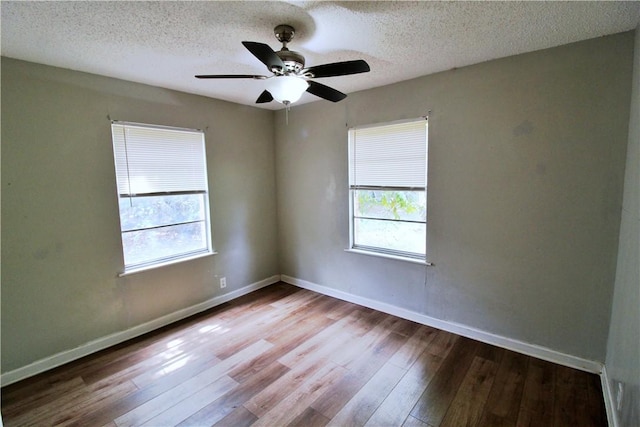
[275,49,305,73]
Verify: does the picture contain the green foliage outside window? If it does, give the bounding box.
[356,190,425,221]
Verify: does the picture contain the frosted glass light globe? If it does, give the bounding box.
[266,76,309,104]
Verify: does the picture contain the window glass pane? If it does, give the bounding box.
[118,194,205,232]
[354,218,426,256]
[122,221,207,266]
[354,190,425,222]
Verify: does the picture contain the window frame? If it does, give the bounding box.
[111,121,214,275]
[347,118,429,264]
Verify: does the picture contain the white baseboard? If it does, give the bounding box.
[281,274,603,374]
[601,366,619,427]
[1,275,281,387]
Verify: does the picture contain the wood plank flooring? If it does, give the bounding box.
[1,282,607,427]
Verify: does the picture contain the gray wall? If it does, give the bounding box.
[1,58,278,373]
[276,32,634,362]
[1,30,636,378]
[606,26,640,427]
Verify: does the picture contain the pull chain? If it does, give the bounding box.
[284,101,290,125]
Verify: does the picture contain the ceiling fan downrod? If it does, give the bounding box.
[273,25,305,74]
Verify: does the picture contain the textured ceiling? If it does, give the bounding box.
[2,1,639,110]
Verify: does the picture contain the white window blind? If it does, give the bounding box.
[112,123,207,196]
[350,120,427,188]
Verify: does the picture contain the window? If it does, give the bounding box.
[111,122,213,273]
[348,118,428,261]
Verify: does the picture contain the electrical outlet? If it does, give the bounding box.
[220,277,227,289]
[616,383,624,411]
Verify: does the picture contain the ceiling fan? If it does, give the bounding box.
[195,24,370,107]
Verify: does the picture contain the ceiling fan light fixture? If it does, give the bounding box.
[195,24,370,105]
[266,75,309,104]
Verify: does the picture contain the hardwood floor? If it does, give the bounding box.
[1,283,607,427]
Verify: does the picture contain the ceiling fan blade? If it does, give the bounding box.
[255,90,274,104]
[242,41,285,71]
[196,74,267,79]
[304,60,370,78]
[306,81,347,102]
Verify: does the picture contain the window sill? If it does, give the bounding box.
[118,251,217,277]
[345,248,433,266]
